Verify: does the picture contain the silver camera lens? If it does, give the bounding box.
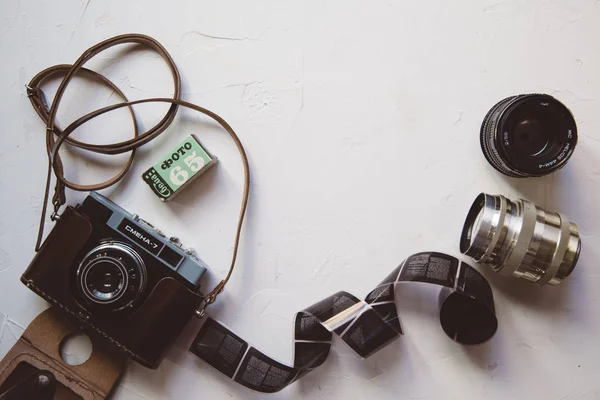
[460,193,581,285]
[77,242,147,311]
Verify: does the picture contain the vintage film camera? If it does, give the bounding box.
[21,192,209,368]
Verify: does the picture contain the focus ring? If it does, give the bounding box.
[480,96,522,177]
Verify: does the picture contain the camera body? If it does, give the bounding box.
[21,192,208,369]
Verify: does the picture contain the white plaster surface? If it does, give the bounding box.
[1,1,600,399]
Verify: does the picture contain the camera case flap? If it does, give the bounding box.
[0,307,127,399]
[22,203,204,369]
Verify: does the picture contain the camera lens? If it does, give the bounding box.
[480,94,577,177]
[460,193,581,285]
[85,260,126,301]
[77,242,146,312]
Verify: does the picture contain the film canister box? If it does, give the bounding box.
[142,135,217,201]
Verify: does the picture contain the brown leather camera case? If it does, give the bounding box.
[0,307,127,399]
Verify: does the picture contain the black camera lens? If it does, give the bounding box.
[77,242,146,312]
[480,94,577,177]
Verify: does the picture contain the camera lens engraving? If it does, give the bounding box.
[77,242,147,312]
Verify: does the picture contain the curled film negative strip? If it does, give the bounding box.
[191,252,498,393]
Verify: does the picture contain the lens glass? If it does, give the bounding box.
[85,260,125,301]
[512,118,548,156]
[460,194,486,256]
[505,99,566,164]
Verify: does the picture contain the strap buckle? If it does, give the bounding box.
[50,210,60,221]
[50,198,61,222]
[25,84,49,109]
[195,298,209,319]
[25,85,35,98]
[195,281,226,318]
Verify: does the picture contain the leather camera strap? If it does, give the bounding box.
[26,33,248,308]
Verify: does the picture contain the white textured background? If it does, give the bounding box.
[1,1,600,399]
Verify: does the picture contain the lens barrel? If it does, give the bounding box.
[77,242,147,312]
[480,94,577,177]
[460,193,581,285]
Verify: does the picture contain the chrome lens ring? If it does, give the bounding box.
[537,213,571,285]
[499,199,537,279]
[77,241,147,311]
[460,193,581,285]
[461,194,500,262]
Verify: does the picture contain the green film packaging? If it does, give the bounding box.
[142,135,217,201]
